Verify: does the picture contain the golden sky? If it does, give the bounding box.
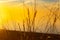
[0,0,60,33]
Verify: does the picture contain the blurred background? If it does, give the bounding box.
[0,0,60,34]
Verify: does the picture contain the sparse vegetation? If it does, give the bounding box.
[1,0,60,40]
[2,0,60,34]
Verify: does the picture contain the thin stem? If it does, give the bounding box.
[23,20,25,31]
[17,23,21,31]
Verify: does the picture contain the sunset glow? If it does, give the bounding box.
[0,0,60,34]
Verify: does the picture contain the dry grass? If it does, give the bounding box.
[2,0,60,34]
